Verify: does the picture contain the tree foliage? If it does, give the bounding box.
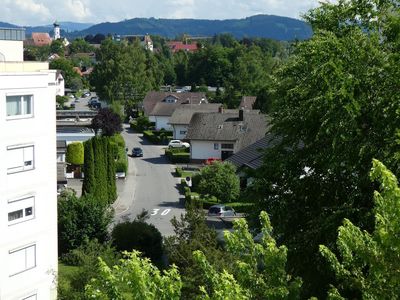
[58,190,113,255]
[85,251,182,300]
[197,161,240,202]
[164,205,231,299]
[111,220,163,264]
[49,57,82,88]
[66,142,84,165]
[82,139,95,197]
[320,160,400,299]
[92,107,123,136]
[249,0,400,297]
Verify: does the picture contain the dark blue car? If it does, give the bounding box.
[131,147,143,157]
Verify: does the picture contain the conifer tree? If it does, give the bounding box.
[106,139,117,202]
[93,137,108,204]
[82,139,95,196]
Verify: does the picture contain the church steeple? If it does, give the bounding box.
[53,21,60,40]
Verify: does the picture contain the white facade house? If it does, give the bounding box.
[190,140,234,160]
[0,28,58,300]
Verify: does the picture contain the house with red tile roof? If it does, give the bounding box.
[167,41,198,53]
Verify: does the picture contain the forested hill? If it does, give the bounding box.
[76,15,312,41]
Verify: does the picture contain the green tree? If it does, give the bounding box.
[164,205,231,299]
[111,220,163,264]
[195,211,302,299]
[320,160,400,299]
[50,57,81,88]
[56,95,68,109]
[92,136,109,204]
[90,38,151,105]
[197,161,240,202]
[85,251,182,300]
[69,38,95,54]
[50,39,65,56]
[250,0,400,297]
[106,139,117,201]
[66,142,84,165]
[82,139,95,196]
[58,190,113,255]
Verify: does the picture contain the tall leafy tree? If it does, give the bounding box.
[91,107,122,137]
[320,160,400,298]
[58,190,113,255]
[250,0,400,297]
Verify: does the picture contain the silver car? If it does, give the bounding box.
[208,205,236,217]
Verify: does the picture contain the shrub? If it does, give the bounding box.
[111,221,163,264]
[166,152,190,163]
[66,142,84,165]
[136,115,152,132]
[109,134,125,148]
[115,147,128,173]
[176,167,183,177]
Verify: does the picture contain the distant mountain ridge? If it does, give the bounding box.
[0,15,312,41]
[77,15,312,40]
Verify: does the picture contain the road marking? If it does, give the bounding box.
[151,208,171,216]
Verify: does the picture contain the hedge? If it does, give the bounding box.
[143,130,173,145]
[115,146,128,173]
[167,152,190,163]
[66,142,84,165]
[109,134,125,148]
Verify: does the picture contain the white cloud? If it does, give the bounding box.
[0,0,323,26]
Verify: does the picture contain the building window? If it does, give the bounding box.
[8,196,35,225]
[9,244,36,276]
[221,143,234,149]
[180,130,187,135]
[6,95,33,118]
[7,145,34,174]
[214,143,219,150]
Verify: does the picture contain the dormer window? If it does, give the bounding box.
[163,96,178,103]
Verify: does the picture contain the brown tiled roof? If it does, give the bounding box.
[143,91,207,116]
[169,103,222,125]
[186,111,269,151]
[239,96,257,110]
[31,32,52,46]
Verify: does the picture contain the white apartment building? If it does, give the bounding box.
[0,28,58,300]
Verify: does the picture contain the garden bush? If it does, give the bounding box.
[176,167,183,177]
[166,152,190,163]
[115,147,127,173]
[111,220,163,264]
[66,142,84,165]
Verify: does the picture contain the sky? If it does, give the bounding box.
[1,0,323,26]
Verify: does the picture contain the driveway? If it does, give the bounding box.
[113,125,185,236]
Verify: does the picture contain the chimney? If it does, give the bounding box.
[239,108,244,121]
[218,105,224,113]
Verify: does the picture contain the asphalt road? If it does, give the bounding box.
[113,125,185,236]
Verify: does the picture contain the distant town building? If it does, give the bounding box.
[167,41,198,53]
[0,27,58,300]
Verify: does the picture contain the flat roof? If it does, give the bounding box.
[0,28,25,41]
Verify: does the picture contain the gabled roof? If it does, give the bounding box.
[143,91,207,116]
[169,103,221,125]
[167,41,198,53]
[31,32,52,46]
[226,133,279,170]
[186,111,269,151]
[239,96,257,110]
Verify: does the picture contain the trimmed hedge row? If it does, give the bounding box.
[143,130,173,145]
[115,146,128,173]
[166,151,190,163]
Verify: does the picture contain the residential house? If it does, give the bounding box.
[239,96,257,110]
[0,27,58,299]
[55,71,65,96]
[226,134,277,188]
[186,108,268,161]
[143,91,207,130]
[167,41,198,53]
[25,32,52,47]
[169,103,221,139]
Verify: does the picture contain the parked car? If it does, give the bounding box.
[68,94,76,99]
[131,147,143,157]
[208,205,236,217]
[83,91,91,97]
[88,97,99,106]
[168,140,190,148]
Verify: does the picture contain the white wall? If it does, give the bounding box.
[172,124,188,140]
[190,140,223,160]
[0,40,23,62]
[155,116,172,130]
[0,70,58,299]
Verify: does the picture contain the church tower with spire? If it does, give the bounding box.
[53,21,60,40]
